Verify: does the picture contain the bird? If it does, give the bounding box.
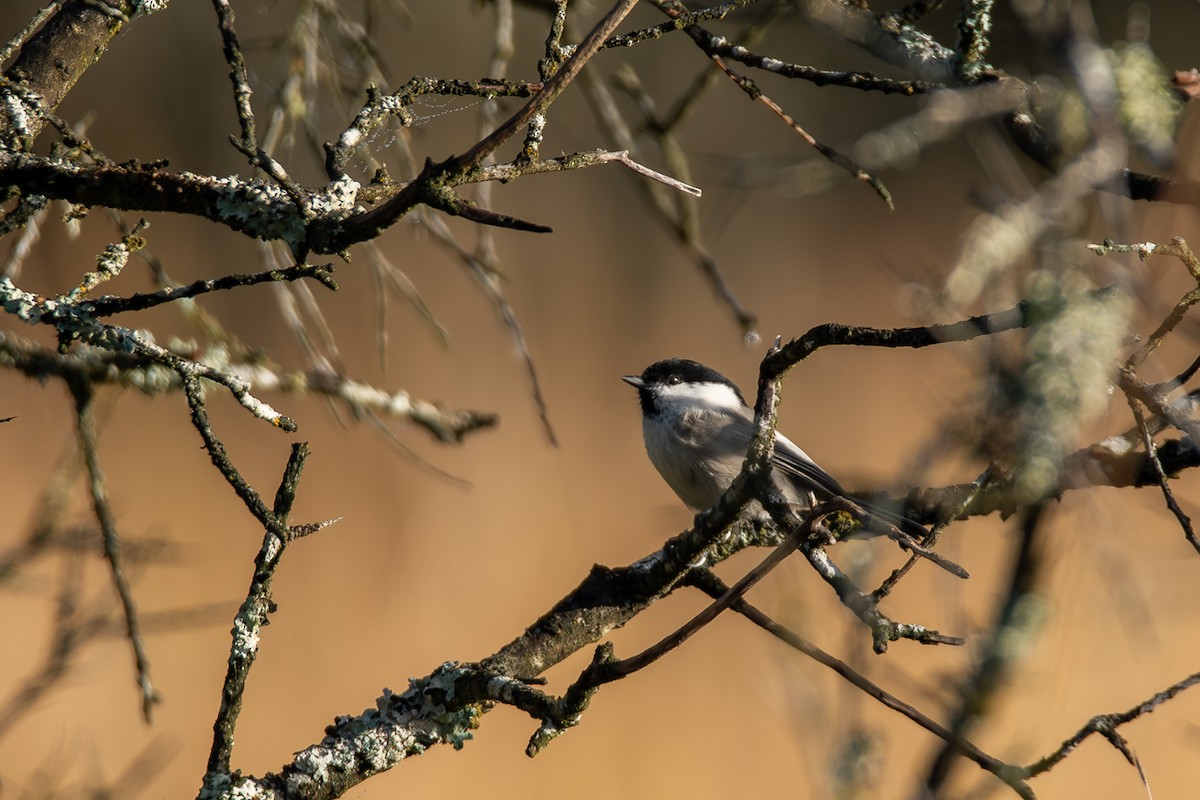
[622,357,925,539]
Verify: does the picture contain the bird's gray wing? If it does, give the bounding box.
[780,430,927,536]
[734,415,927,536]
[772,431,847,499]
[702,408,846,499]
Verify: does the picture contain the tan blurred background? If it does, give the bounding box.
[3,1,1200,798]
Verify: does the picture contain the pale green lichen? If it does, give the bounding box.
[325,663,478,751]
[1,92,33,139]
[1012,281,1131,504]
[889,23,955,70]
[198,173,361,253]
[198,772,271,800]
[304,175,362,222]
[1,276,156,357]
[116,360,178,394]
[1109,40,1181,163]
[132,0,171,15]
[281,667,479,796]
[230,613,260,661]
[0,277,44,322]
[69,237,137,300]
[201,174,307,249]
[954,0,994,81]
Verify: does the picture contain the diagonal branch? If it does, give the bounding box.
[650,0,893,207]
[181,374,285,534]
[1024,669,1200,778]
[687,569,1035,799]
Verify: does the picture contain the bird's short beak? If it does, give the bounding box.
[621,375,644,389]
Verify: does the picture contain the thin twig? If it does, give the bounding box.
[922,504,1047,793]
[181,374,283,534]
[364,240,451,361]
[1024,669,1200,777]
[0,436,81,587]
[600,0,761,52]
[650,0,894,208]
[660,19,932,95]
[799,532,964,652]
[718,60,894,208]
[210,0,258,154]
[1118,367,1200,446]
[871,467,992,601]
[1126,395,1199,553]
[762,288,1120,377]
[419,212,558,444]
[1090,237,1200,370]
[470,0,515,368]
[467,147,699,194]
[67,375,160,721]
[607,150,701,195]
[659,1,778,132]
[582,64,758,335]
[0,527,90,740]
[88,261,337,317]
[601,530,801,681]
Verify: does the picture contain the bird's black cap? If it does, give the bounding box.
[622,358,746,414]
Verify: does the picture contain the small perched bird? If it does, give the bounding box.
[622,357,920,535]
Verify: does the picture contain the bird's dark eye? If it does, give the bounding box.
[667,375,681,385]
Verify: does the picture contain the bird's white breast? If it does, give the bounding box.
[641,381,749,511]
